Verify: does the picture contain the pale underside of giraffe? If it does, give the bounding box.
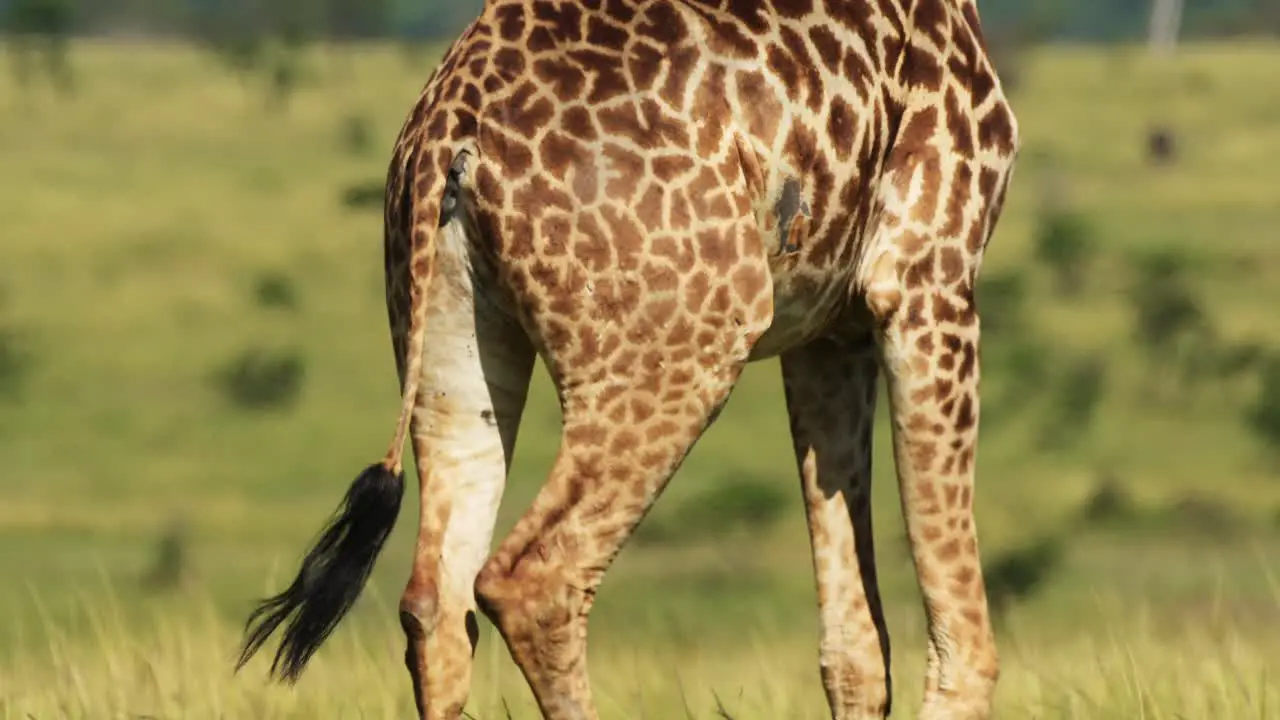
[235,1,1020,719]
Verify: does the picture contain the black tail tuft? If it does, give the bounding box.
[236,462,404,683]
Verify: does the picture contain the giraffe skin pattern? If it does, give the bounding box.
[353,1,1013,718]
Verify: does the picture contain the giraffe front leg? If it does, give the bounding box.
[782,335,891,720]
[397,253,536,719]
[877,283,998,720]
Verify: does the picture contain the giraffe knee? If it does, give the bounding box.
[400,577,440,636]
[818,646,891,718]
[474,556,584,645]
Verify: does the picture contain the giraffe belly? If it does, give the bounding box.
[747,261,854,362]
[745,179,868,362]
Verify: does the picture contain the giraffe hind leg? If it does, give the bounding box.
[396,212,537,719]
[473,363,747,720]
[782,334,891,720]
[865,161,1015,718]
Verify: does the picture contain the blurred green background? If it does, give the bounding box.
[2,1,1279,718]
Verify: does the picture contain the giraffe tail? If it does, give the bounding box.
[235,143,455,684]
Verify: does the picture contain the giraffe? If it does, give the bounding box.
[235,1,1019,718]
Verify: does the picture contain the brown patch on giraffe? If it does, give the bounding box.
[957,340,977,381]
[634,183,666,232]
[533,1,584,43]
[513,174,574,217]
[560,106,598,142]
[641,263,679,296]
[601,143,645,199]
[762,42,793,105]
[653,154,696,184]
[567,49,630,103]
[842,46,875,101]
[696,227,738,278]
[603,0,639,24]
[573,225,612,274]
[977,102,1015,152]
[504,83,557,139]
[593,275,644,321]
[493,47,526,84]
[652,234,695,273]
[479,125,534,179]
[626,42,665,92]
[659,44,701,109]
[539,131,581,181]
[667,190,694,230]
[932,292,962,324]
[685,271,712,310]
[533,58,587,102]
[665,317,695,347]
[728,0,770,32]
[691,64,728,156]
[940,332,962,354]
[894,106,939,166]
[735,71,782,149]
[828,0,876,38]
[938,246,966,284]
[635,1,688,45]
[901,294,927,329]
[943,484,960,509]
[902,42,944,91]
[772,0,814,18]
[944,87,975,156]
[808,25,842,74]
[913,0,949,49]
[936,539,961,563]
[687,7,758,58]
[969,61,996,108]
[941,162,973,238]
[962,2,993,55]
[540,214,572,256]
[494,3,526,42]
[586,15,628,48]
[599,205,645,270]
[828,97,857,162]
[901,251,932,289]
[921,524,944,543]
[782,122,820,179]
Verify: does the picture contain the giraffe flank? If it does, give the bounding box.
[236,0,1019,718]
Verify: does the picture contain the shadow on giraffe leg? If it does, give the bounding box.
[782,334,893,720]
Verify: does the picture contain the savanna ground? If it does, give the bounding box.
[2,38,1280,719]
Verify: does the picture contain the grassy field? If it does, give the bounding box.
[2,39,1280,718]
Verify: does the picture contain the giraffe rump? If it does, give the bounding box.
[235,462,404,682]
[237,124,454,684]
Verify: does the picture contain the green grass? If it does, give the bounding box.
[2,39,1279,717]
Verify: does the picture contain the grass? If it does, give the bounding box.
[1,38,1279,717]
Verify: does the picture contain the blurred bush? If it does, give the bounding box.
[212,346,306,411]
[984,534,1064,621]
[1038,355,1107,450]
[340,113,376,156]
[634,476,790,547]
[253,270,300,312]
[0,328,32,402]
[1247,354,1280,450]
[1034,207,1095,297]
[4,0,76,94]
[340,180,386,212]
